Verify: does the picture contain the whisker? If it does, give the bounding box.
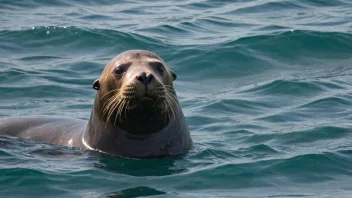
[118,99,128,123]
[103,94,121,116]
[113,98,124,126]
[107,96,124,126]
[166,92,180,119]
[124,100,130,119]
[100,88,120,100]
[103,94,119,111]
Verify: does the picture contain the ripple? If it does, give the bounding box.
[94,155,188,177]
[205,98,272,115]
[79,14,116,21]
[0,27,167,58]
[176,151,352,191]
[275,126,351,144]
[299,96,351,109]
[254,25,290,32]
[190,148,237,163]
[265,152,352,180]
[0,0,71,10]
[233,144,280,160]
[228,1,307,14]
[139,24,191,41]
[0,85,89,99]
[222,31,352,62]
[196,18,255,30]
[18,55,65,61]
[302,0,347,7]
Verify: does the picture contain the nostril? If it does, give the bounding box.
[136,75,144,83]
[136,72,147,85]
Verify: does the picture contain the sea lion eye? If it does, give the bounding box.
[153,62,165,74]
[114,67,124,75]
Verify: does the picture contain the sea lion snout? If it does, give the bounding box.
[136,72,154,86]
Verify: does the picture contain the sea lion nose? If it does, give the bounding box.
[136,72,154,86]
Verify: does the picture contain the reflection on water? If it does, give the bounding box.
[104,186,167,198]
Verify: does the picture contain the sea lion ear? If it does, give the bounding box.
[170,70,177,81]
[93,79,100,90]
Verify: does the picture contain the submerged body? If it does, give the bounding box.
[0,50,193,158]
[0,117,86,148]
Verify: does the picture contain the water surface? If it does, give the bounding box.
[1,0,352,197]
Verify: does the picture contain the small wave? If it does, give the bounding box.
[0,0,123,10]
[0,0,71,10]
[0,85,89,99]
[195,18,254,30]
[178,151,352,190]
[139,24,191,40]
[205,98,272,116]
[226,1,307,15]
[301,0,347,7]
[265,152,352,179]
[223,30,352,54]
[239,79,325,96]
[233,144,280,160]
[0,27,167,57]
[298,96,352,109]
[274,126,351,144]
[191,147,237,162]
[1,167,47,177]
[18,55,66,61]
[254,25,290,32]
[79,14,116,21]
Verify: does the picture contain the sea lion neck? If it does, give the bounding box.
[83,103,179,157]
[84,98,171,147]
[114,106,170,135]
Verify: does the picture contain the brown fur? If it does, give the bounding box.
[93,50,179,134]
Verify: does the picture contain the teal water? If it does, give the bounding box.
[1,0,352,197]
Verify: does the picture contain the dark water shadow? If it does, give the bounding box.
[92,151,188,177]
[103,186,167,198]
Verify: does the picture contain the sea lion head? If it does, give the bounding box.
[92,50,179,135]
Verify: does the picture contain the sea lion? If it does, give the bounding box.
[0,50,193,158]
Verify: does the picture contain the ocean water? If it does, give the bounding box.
[1,0,352,197]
